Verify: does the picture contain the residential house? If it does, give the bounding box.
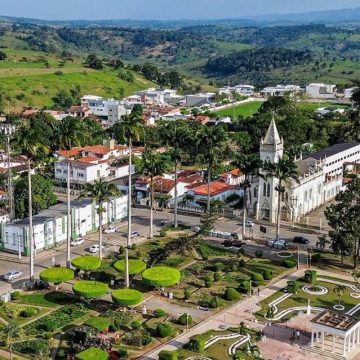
[261,85,301,97]
[306,83,337,99]
[68,106,93,118]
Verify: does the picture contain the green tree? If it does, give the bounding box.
[55,116,87,267]
[112,105,144,287]
[0,51,7,61]
[52,90,74,110]
[0,323,22,360]
[334,285,346,306]
[263,156,299,240]
[84,54,103,70]
[78,178,120,259]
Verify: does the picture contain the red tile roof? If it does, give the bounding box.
[191,181,232,196]
[220,168,243,178]
[57,148,82,158]
[81,145,110,155]
[154,178,175,193]
[77,156,99,164]
[68,105,89,113]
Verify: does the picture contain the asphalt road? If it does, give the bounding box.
[0,207,324,295]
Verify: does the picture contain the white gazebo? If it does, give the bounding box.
[310,310,360,358]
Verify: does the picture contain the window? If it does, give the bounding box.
[304,191,308,202]
[254,187,257,198]
[267,183,271,197]
[12,234,16,245]
[263,183,266,197]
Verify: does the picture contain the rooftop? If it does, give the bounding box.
[304,143,360,161]
[312,310,358,332]
[191,181,232,196]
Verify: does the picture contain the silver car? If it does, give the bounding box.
[71,238,85,246]
[4,271,23,281]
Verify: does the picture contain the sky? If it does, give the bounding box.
[1,0,360,20]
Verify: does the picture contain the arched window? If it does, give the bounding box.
[263,183,267,197]
[304,191,308,202]
[267,183,271,197]
[254,187,257,198]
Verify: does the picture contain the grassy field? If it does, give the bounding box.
[297,102,350,111]
[0,49,155,111]
[214,101,263,118]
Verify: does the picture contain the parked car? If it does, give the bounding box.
[71,237,85,246]
[4,271,23,281]
[245,220,255,227]
[103,225,116,234]
[223,240,244,248]
[267,239,287,249]
[89,244,105,253]
[130,231,140,239]
[293,236,309,244]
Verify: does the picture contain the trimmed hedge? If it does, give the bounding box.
[263,269,273,280]
[142,266,180,287]
[75,347,108,360]
[72,281,108,299]
[156,323,172,338]
[178,313,193,326]
[188,337,205,352]
[305,270,317,284]
[184,288,191,300]
[113,259,146,275]
[159,350,178,360]
[255,250,263,258]
[225,288,240,301]
[287,280,299,294]
[131,320,141,330]
[71,255,101,272]
[85,317,111,332]
[154,309,166,318]
[210,296,224,309]
[39,267,74,284]
[214,272,221,282]
[112,289,143,306]
[239,280,251,294]
[251,273,264,287]
[282,258,298,268]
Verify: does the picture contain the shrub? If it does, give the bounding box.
[214,272,221,281]
[178,313,193,326]
[11,291,21,300]
[153,309,165,318]
[239,322,248,335]
[184,288,191,300]
[39,267,74,284]
[230,262,238,271]
[119,246,125,254]
[156,323,172,338]
[56,347,67,359]
[117,348,127,359]
[131,320,141,330]
[142,267,181,287]
[75,347,108,360]
[255,250,263,258]
[0,300,5,307]
[72,280,108,299]
[239,280,251,294]
[213,262,225,272]
[238,259,246,267]
[225,288,240,301]
[210,296,224,308]
[142,333,152,346]
[159,350,178,360]
[114,259,146,275]
[43,332,53,339]
[251,273,264,286]
[71,255,101,272]
[132,243,137,250]
[13,339,50,357]
[188,337,205,352]
[287,280,299,294]
[204,275,213,288]
[282,258,297,268]
[305,270,317,284]
[85,317,111,332]
[20,307,38,318]
[263,269,273,280]
[112,289,143,306]
[312,253,321,263]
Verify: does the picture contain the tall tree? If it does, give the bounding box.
[0,323,22,360]
[140,149,171,239]
[14,126,49,286]
[112,105,144,287]
[196,124,228,211]
[325,178,360,268]
[55,116,87,268]
[232,153,262,239]
[263,156,299,240]
[78,178,120,260]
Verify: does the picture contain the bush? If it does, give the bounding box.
[178,313,193,326]
[71,255,101,272]
[282,258,298,268]
[142,267,181,287]
[214,272,221,281]
[142,333,152,346]
[225,288,240,301]
[56,347,67,359]
[117,348,127,359]
[0,300,4,306]
[184,288,191,300]
[159,350,178,360]
[238,259,246,267]
[239,280,251,294]
[72,280,108,299]
[305,270,317,284]
[153,309,165,318]
[131,243,137,250]
[239,322,248,335]
[114,259,146,275]
[255,250,263,258]
[13,339,50,357]
[156,323,172,338]
[204,275,213,288]
[131,320,141,330]
[210,296,224,308]
[75,347,108,360]
[188,337,205,352]
[312,253,321,263]
[43,332,53,339]
[230,262,238,271]
[20,307,38,318]
[251,273,264,286]
[287,280,299,294]
[263,269,273,280]
[85,317,111,332]
[112,289,143,306]
[11,291,21,300]
[39,267,74,284]
[213,262,225,271]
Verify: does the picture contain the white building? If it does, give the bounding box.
[135,88,179,106]
[80,95,127,118]
[306,83,336,99]
[185,93,215,107]
[344,87,357,99]
[261,85,301,97]
[251,119,360,222]
[1,197,127,255]
[219,85,255,97]
[107,104,130,127]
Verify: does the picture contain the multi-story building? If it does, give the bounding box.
[219,85,255,97]
[306,83,337,99]
[261,85,301,97]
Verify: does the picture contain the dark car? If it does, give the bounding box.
[223,240,244,248]
[293,236,309,244]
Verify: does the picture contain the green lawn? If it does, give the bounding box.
[297,102,350,111]
[214,101,263,119]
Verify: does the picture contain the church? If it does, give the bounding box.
[250,119,360,223]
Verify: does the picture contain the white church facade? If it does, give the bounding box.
[250,119,360,223]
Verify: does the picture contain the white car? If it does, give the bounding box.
[268,239,287,249]
[245,220,255,227]
[89,244,105,253]
[71,238,85,246]
[130,231,140,239]
[4,271,23,281]
[103,225,116,234]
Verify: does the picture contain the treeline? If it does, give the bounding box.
[204,48,312,76]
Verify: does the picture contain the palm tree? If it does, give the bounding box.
[263,156,299,240]
[14,126,49,286]
[334,285,346,306]
[196,125,228,211]
[78,178,120,260]
[55,116,86,268]
[113,105,144,287]
[232,153,262,239]
[0,323,22,360]
[316,235,330,251]
[140,149,171,239]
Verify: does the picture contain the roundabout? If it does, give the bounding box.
[302,284,328,295]
[333,304,345,311]
[276,252,293,258]
[350,293,360,299]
